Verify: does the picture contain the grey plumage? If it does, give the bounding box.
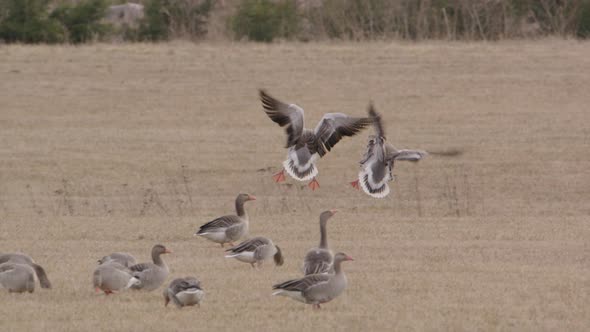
[163,277,204,308]
[0,253,51,289]
[303,210,336,275]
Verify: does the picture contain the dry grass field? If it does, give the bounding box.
[0,40,589,331]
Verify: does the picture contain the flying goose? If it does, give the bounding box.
[0,263,36,293]
[129,244,171,291]
[163,277,204,308]
[97,252,137,267]
[351,104,427,198]
[303,210,336,275]
[225,236,284,269]
[272,252,353,309]
[195,193,256,247]
[0,252,51,289]
[260,90,372,190]
[93,261,140,295]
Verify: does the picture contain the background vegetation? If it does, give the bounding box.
[1,0,590,43]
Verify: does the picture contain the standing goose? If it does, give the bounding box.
[225,236,284,269]
[260,90,372,190]
[0,252,51,289]
[351,104,427,198]
[93,261,140,295]
[272,252,353,309]
[129,244,171,291]
[303,210,337,275]
[97,252,137,267]
[195,193,256,247]
[0,263,36,293]
[163,277,205,308]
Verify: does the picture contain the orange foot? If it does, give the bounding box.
[350,180,360,190]
[272,169,286,183]
[308,178,320,191]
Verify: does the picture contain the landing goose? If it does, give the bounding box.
[0,263,36,293]
[163,277,204,308]
[272,252,353,309]
[0,252,51,289]
[225,236,284,269]
[129,244,171,291]
[93,261,140,294]
[260,90,371,190]
[351,104,427,198]
[195,193,256,247]
[303,210,336,275]
[98,252,137,267]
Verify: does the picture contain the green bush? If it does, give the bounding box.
[578,0,590,38]
[0,0,65,43]
[231,0,299,42]
[50,0,110,44]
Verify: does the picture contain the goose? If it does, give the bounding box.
[0,263,36,293]
[0,252,51,289]
[272,252,353,309]
[93,261,140,295]
[129,244,171,291]
[163,277,204,308]
[97,252,137,267]
[195,193,256,247]
[351,104,427,198]
[303,210,336,275]
[225,236,284,269]
[260,90,372,190]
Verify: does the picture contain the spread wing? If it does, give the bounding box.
[389,148,428,161]
[260,90,305,148]
[226,237,269,253]
[272,274,330,292]
[197,215,242,234]
[313,113,371,157]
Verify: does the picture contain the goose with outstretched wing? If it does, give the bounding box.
[351,104,427,198]
[260,90,371,190]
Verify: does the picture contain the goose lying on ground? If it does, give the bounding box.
[164,277,204,308]
[225,236,284,269]
[351,104,427,198]
[260,90,371,190]
[93,261,140,295]
[272,252,353,309]
[97,252,137,267]
[129,244,171,291]
[195,193,256,247]
[0,263,36,293]
[303,210,336,275]
[0,252,51,289]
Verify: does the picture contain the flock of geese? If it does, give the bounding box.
[0,90,427,310]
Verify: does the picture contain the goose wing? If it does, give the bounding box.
[313,113,371,157]
[260,90,305,148]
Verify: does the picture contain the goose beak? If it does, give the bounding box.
[248,195,257,201]
[330,209,338,214]
[346,256,354,261]
[164,249,173,254]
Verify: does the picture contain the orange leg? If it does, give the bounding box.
[272,169,286,183]
[308,178,320,191]
[350,180,360,190]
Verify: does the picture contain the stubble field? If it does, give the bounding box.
[0,40,589,331]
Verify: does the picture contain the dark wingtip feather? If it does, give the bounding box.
[368,103,385,138]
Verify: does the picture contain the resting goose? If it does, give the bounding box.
[260,90,371,190]
[351,104,427,198]
[129,244,171,291]
[97,252,137,267]
[0,263,36,293]
[93,261,140,295]
[303,210,336,275]
[0,252,51,289]
[164,277,204,308]
[195,193,256,247]
[225,236,284,269]
[272,252,353,309]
